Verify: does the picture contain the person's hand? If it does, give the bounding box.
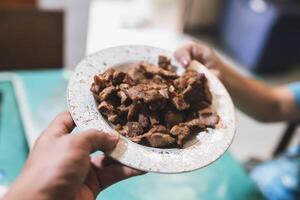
[174,41,230,79]
[4,112,143,200]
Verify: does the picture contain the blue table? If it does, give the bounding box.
[0,70,264,200]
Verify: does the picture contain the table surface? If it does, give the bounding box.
[0,70,264,199]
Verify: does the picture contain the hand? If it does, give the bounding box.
[174,41,229,79]
[4,112,143,200]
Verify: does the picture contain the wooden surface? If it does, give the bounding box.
[0,0,35,8]
[0,8,63,70]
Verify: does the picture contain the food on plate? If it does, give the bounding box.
[90,56,219,148]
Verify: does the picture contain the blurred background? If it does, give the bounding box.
[0,0,300,199]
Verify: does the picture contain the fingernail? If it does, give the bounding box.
[180,58,189,67]
[110,133,119,141]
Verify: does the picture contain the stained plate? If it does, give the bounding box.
[67,45,236,173]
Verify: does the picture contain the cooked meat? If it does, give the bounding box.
[107,114,119,124]
[138,113,150,129]
[171,94,190,110]
[145,125,175,147]
[164,110,184,128]
[158,55,174,72]
[112,71,126,85]
[102,68,115,82]
[145,133,175,148]
[170,125,190,146]
[91,55,219,148]
[93,75,107,92]
[97,101,115,116]
[126,122,144,137]
[185,118,206,131]
[117,90,130,104]
[99,86,117,101]
[139,62,178,79]
[125,83,168,103]
[127,103,142,121]
[149,112,160,126]
[199,109,220,128]
[117,104,129,113]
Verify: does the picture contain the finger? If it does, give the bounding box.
[74,130,119,153]
[91,155,119,167]
[95,164,145,191]
[174,43,193,67]
[209,69,221,78]
[46,112,75,136]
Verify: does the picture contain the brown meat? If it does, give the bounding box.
[98,101,115,116]
[139,62,178,79]
[171,94,190,110]
[185,118,206,131]
[117,90,130,104]
[107,114,119,124]
[199,109,220,128]
[99,86,117,101]
[127,102,143,121]
[170,125,190,146]
[145,125,175,147]
[112,71,126,85]
[94,74,107,90]
[164,110,184,127]
[138,113,150,129]
[158,55,174,72]
[149,112,160,126]
[98,101,120,124]
[145,133,175,148]
[102,68,115,81]
[126,122,144,137]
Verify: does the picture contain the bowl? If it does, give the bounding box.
[67,45,236,173]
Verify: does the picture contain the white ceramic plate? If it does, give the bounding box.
[67,45,236,173]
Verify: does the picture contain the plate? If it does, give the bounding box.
[67,45,236,173]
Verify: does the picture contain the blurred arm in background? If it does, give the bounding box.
[175,42,300,122]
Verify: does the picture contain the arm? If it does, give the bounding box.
[220,65,298,122]
[175,42,299,122]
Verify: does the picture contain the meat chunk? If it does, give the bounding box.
[138,113,150,129]
[126,122,144,137]
[171,94,190,110]
[112,71,126,85]
[93,75,107,92]
[149,112,160,126]
[125,83,168,103]
[98,101,119,124]
[116,122,144,138]
[199,109,220,128]
[170,125,190,146]
[145,125,175,147]
[127,103,142,121]
[164,110,184,128]
[158,55,174,72]
[185,118,206,131]
[102,68,115,82]
[98,101,115,116]
[117,90,130,105]
[107,114,119,124]
[146,133,175,148]
[99,86,117,101]
[135,62,178,80]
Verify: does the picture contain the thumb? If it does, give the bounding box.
[73,129,119,153]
